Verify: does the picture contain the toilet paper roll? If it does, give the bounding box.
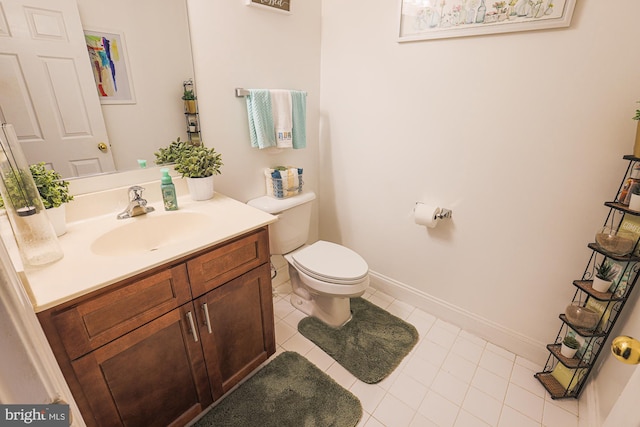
[414,204,441,228]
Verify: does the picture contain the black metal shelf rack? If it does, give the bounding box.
[535,155,640,399]
[183,78,201,144]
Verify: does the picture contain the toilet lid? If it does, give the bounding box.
[291,241,368,284]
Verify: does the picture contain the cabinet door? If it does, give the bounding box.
[70,303,212,427]
[195,263,275,399]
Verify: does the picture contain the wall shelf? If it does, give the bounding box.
[183,78,201,144]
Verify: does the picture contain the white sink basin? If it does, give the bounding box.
[90,212,211,256]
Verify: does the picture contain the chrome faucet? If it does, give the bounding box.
[117,186,155,219]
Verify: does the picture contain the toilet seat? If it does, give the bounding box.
[290,240,368,285]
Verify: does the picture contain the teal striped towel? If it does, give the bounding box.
[247,89,276,149]
[246,89,307,149]
[291,90,306,149]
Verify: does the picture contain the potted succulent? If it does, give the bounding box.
[182,89,197,114]
[174,145,223,201]
[561,335,580,358]
[0,163,73,236]
[592,259,616,293]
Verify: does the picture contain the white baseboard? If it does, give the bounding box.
[368,270,549,366]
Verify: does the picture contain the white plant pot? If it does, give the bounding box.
[186,176,214,201]
[592,276,613,293]
[45,204,66,236]
[629,193,640,211]
[561,343,578,358]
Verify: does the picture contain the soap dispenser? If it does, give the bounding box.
[160,169,178,211]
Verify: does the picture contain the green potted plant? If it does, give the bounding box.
[30,163,73,236]
[29,163,73,209]
[0,163,73,236]
[592,259,616,293]
[561,335,580,358]
[154,137,200,165]
[174,145,223,201]
[182,89,197,114]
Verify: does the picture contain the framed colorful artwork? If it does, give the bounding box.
[84,29,135,104]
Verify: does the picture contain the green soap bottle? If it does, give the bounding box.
[160,168,178,211]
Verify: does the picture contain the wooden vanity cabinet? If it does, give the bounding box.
[37,227,274,427]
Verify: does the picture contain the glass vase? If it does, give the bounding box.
[0,124,63,266]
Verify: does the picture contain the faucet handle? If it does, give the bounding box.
[128,185,145,201]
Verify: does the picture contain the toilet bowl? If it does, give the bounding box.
[247,192,370,328]
[286,240,369,327]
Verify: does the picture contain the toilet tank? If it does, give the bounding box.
[247,192,316,255]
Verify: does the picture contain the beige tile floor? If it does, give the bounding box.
[270,282,580,427]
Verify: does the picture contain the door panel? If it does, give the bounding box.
[0,0,115,177]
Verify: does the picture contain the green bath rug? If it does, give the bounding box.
[192,351,362,427]
[298,297,419,384]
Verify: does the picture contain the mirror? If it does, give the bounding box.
[75,0,194,176]
[7,0,194,178]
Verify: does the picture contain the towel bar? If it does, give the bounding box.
[235,88,307,97]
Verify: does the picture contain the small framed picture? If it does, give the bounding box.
[245,0,291,15]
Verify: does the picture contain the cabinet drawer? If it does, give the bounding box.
[49,264,191,360]
[188,228,269,298]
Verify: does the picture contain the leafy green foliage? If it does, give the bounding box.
[154,137,200,165]
[174,145,223,178]
[634,101,640,121]
[182,89,195,100]
[0,162,72,210]
[154,137,223,178]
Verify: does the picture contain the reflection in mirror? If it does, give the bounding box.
[2,0,194,179]
[76,0,195,176]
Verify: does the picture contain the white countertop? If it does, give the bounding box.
[9,192,276,313]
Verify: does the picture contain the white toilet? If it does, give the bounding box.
[248,191,369,327]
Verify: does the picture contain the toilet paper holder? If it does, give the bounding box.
[436,208,452,219]
[415,202,452,220]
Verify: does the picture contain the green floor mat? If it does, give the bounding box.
[298,297,419,384]
[193,351,362,427]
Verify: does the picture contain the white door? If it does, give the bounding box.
[0,0,115,178]
[603,364,640,427]
[0,237,86,425]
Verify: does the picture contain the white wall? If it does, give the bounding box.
[319,0,640,421]
[187,0,321,241]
